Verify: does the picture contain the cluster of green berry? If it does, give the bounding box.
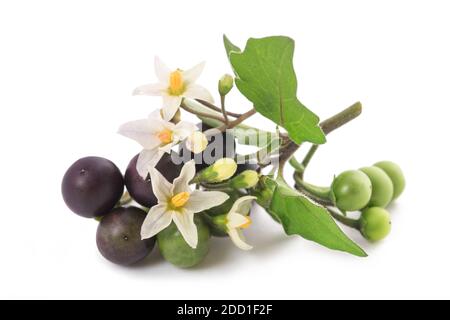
[296,161,405,242]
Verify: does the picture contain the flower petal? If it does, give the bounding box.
[228,196,256,216]
[141,204,172,239]
[149,166,173,202]
[228,228,253,251]
[183,61,205,84]
[227,212,250,230]
[118,119,161,149]
[158,141,175,154]
[173,121,198,140]
[184,84,214,103]
[172,160,196,195]
[172,210,198,249]
[133,83,166,96]
[136,149,164,179]
[162,95,182,120]
[184,190,229,213]
[154,56,171,84]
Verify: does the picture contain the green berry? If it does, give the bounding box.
[374,161,405,200]
[360,207,391,242]
[332,170,372,211]
[157,217,210,268]
[359,166,394,208]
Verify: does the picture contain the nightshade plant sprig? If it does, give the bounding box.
[61,35,406,268]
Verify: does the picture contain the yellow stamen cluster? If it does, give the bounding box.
[169,70,185,96]
[239,217,252,229]
[157,128,173,144]
[170,192,190,208]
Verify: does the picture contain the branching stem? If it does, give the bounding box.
[295,102,362,179]
[195,99,242,118]
[180,101,226,123]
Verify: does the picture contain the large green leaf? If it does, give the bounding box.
[268,178,367,257]
[227,36,326,145]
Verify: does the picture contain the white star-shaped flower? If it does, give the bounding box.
[118,112,205,179]
[133,57,214,121]
[225,196,256,250]
[141,160,229,248]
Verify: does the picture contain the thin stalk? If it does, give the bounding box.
[118,191,132,206]
[220,95,229,125]
[294,101,362,179]
[327,207,361,230]
[294,173,331,200]
[295,187,334,207]
[203,108,257,138]
[195,99,242,118]
[180,101,226,123]
[289,156,304,172]
[276,137,301,179]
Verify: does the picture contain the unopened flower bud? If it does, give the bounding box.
[218,74,234,96]
[230,170,259,189]
[186,131,208,154]
[199,158,237,183]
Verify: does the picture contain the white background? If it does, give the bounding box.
[1,0,449,300]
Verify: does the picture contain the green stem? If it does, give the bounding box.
[327,207,360,230]
[180,100,226,123]
[293,102,362,178]
[200,181,231,189]
[217,108,257,132]
[289,156,304,172]
[301,145,318,171]
[220,95,229,125]
[295,186,334,207]
[116,191,132,207]
[200,184,235,193]
[320,102,362,135]
[277,138,300,181]
[195,99,242,118]
[294,173,331,200]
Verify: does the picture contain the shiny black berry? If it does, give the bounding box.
[62,157,124,218]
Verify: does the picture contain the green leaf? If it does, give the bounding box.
[268,178,367,257]
[223,34,241,59]
[228,36,326,145]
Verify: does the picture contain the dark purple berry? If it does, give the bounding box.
[96,206,155,266]
[124,152,182,208]
[62,157,124,218]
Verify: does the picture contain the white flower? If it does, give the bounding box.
[133,57,214,121]
[141,160,229,248]
[225,196,256,250]
[118,112,203,178]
